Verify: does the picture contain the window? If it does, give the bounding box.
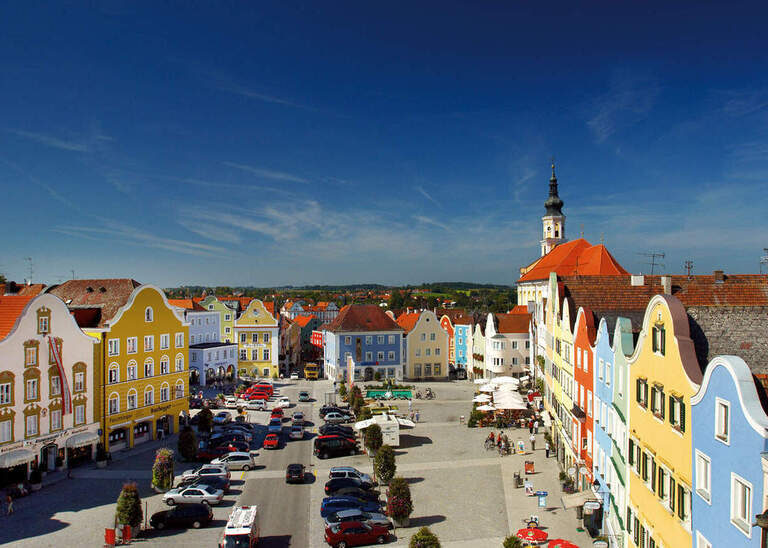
[366,336,373,344]
[414,364,421,377]
[160,385,169,402]
[0,383,11,405]
[715,399,730,443]
[25,378,38,401]
[731,473,752,536]
[696,451,711,502]
[425,348,431,356]
[388,351,395,360]
[74,404,85,425]
[388,335,395,344]
[420,333,426,341]
[415,348,421,357]
[50,409,61,431]
[264,333,270,343]
[435,347,440,356]
[670,395,686,432]
[38,315,49,333]
[605,362,611,385]
[696,531,713,548]
[143,335,154,352]
[425,364,432,376]
[652,325,666,355]
[598,359,604,379]
[145,306,153,322]
[144,387,154,406]
[239,349,247,360]
[25,346,37,365]
[434,364,441,376]
[175,333,184,348]
[127,391,137,410]
[160,334,169,349]
[263,349,270,361]
[126,337,137,354]
[577,350,581,368]
[109,394,119,415]
[160,357,169,374]
[175,355,184,372]
[587,391,592,417]
[0,419,12,442]
[377,351,384,361]
[240,333,246,343]
[251,349,258,360]
[144,359,154,377]
[225,327,231,334]
[345,336,351,345]
[377,336,384,344]
[224,314,231,321]
[650,385,665,419]
[636,379,648,408]
[127,362,137,380]
[108,339,120,357]
[175,382,184,399]
[430,333,436,341]
[251,333,258,343]
[365,351,372,361]
[26,414,38,436]
[51,376,61,396]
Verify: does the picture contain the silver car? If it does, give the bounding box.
[181,464,230,481]
[323,508,392,529]
[163,484,224,506]
[211,452,256,471]
[329,466,375,485]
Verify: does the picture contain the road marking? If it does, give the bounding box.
[240,471,246,479]
[313,469,317,477]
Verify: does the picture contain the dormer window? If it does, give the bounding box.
[145,307,154,322]
[86,286,94,293]
[652,325,666,355]
[36,307,51,335]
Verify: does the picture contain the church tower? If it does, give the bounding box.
[540,162,566,256]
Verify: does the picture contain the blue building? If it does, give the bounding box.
[453,319,472,372]
[321,304,404,382]
[692,355,768,548]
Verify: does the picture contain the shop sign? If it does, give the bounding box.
[584,501,602,510]
[151,404,172,414]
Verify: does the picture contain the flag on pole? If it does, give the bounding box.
[48,336,72,415]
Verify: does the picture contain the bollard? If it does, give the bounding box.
[104,528,116,547]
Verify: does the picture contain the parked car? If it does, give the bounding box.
[290,372,299,380]
[320,496,382,518]
[211,440,251,454]
[246,399,267,411]
[329,487,380,501]
[325,477,376,494]
[181,464,230,482]
[324,508,392,530]
[319,405,350,418]
[319,424,355,437]
[329,467,375,486]
[324,520,390,547]
[292,411,305,425]
[213,411,232,425]
[285,463,306,483]
[270,407,284,418]
[150,503,213,530]
[211,452,256,471]
[298,391,311,402]
[268,418,283,434]
[221,423,255,434]
[176,475,231,493]
[196,445,233,462]
[163,484,224,506]
[289,425,304,440]
[324,411,354,425]
[314,435,358,459]
[209,432,250,447]
[224,397,239,409]
[263,433,280,450]
[243,392,269,401]
[276,397,291,408]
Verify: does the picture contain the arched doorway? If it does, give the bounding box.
[189,368,200,386]
[205,369,216,385]
[40,443,58,472]
[226,365,234,381]
[364,367,374,381]
[217,366,225,379]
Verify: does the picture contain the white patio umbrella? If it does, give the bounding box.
[476,404,497,411]
[479,384,496,393]
[493,376,519,385]
[474,378,489,385]
[472,395,492,402]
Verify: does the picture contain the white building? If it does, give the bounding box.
[483,312,531,379]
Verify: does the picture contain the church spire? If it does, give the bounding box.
[544,161,564,216]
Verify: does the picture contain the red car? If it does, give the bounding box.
[263,433,280,450]
[253,384,273,396]
[324,521,389,547]
[245,392,269,401]
[271,408,284,418]
[196,445,233,462]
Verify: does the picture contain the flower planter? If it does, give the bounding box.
[392,516,410,528]
[152,484,169,494]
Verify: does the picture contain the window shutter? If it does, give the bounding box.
[660,390,666,419]
[660,327,666,355]
[668,395,675,425]
[626,507,632,533]
[677,485,685,520]
[628,439,635,465]
[650,386,656,412]
[636,379,642,403]
[680,399,686,432]
[669,477,676,512]
[652,327,658,352]
[651,460,657,493]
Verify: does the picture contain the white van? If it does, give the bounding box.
[220,505,259,547]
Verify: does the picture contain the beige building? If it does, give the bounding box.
[397,310,449,380]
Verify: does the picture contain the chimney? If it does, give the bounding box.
[631,275,645,286]
[661,276,672,294]
[713,270,725,283]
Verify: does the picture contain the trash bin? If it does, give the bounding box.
[122,524,132,542]
[104,528,116,547]
[525,460,535,474]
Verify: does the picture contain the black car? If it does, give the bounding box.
[329,486,380,501]
[211,439,250,453]
[209,431,249,444]
[286,463,306,484]
[325,477,375,494]
[150,503,213,530]
[176,475,231,492]
[319,424,354,437]
[314,435,358,459]
[319,405,351,418]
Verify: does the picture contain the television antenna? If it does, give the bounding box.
[684,260,694,278]
[760,248,768,274]
[637,251,665,275]
[24,257,34,284]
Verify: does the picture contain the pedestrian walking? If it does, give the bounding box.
[414,410,420,423]
[534,419,539,434]
[529,433,536,451]
[528,419,533,434]
[6,495,12,515]
[545,440,550,458]
[408,399,413,412]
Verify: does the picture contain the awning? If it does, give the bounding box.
[561,490,600,509]
[353,418,377,430]
[0,448,35,468]
[541,411,552,427]
[394,416,415,428]
[65,431,99,448]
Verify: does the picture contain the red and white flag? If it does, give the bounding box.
[48,336,72,415]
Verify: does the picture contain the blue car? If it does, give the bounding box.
[320,496,382,518]
[268,418,283,434]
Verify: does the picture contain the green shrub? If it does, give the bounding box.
[467,409,484,427]
[374,445,396,485]
[409,527,440,547]
[365,423,383,453]
[177,426,197,461]
[358,406,373,421]
[197,408,213,433]
[374,371,382,382]
[151,448,174,491]
[502,536,523,548]
[387,476,412,519]
[116,482,143,527]
[338,383,348,400]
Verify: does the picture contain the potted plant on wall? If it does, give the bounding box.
[151,448,174,493]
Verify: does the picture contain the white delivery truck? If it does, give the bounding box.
[220,505,259,547]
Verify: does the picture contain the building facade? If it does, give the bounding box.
[0,294,101,480]
[470,323,485,380]
[234,300,279,379]
[439,315,455,366]
[189,343,238,386]
[453,318,472,372]
[399,310,448,380]
[199,296,236,343]
[573,308,596,491]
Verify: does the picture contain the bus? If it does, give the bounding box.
[304,363,320,380]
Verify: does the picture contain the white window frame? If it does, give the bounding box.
[715,397,730,445]
[1,419,13,442]
[377,351,384,361]
[365,351,372,361]
[26,414,38,436]
[50,408,62,431]
[127,362,137,380]
[126,336,138,354]
[143,335,154,352]
[144,387,154,406]
[695,450,711,503]
[160,333,170,350]
[696,531,713,548]
[109,394,119,415]
[0,383,11,405]
[388,335,395,344]
[387,351,395,361]
[730,472,753,537]
[175,332,184,348]
[145,306,153,322]
[108,338,120,357]
[75,404,85,425]
[377,335,384,344]
[127,390,137,410]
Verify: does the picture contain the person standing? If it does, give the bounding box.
[6,494,12,515]
[528,419,534,434]
[544,440,551,458]
[529,433,536,451]
[534,419,539,434]
[408,399,413,412]
[414,410,420,423]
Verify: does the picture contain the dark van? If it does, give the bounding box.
[314,435,358,459]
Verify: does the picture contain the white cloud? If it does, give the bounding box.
[414,215,451,232]
[416,185,441,207]
[223,161,310,184]
[7,129,91,152]
[587,72,660,143]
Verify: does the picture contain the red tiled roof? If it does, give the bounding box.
[0,296,35,340]
[518,239,629,283]
[168,298,195,309]
[294,314,317,328]
[325,304,403,332]
[436,309,467,323]
[17,284,46,296]
[396,312,420,333]
[452,314,474,325]
[509,305,529,315]
[46,278,142,327]
[495,312,530,333]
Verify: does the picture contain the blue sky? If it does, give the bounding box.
[2,2,768,287]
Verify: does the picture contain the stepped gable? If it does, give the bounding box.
[0,295,35,340]
[519,239,629,283]
[46,278,142,327]
[325,304,403,333]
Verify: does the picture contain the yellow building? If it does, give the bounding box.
[48,280,189,451]
[627,295,700,548]
[235,299,279,378]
